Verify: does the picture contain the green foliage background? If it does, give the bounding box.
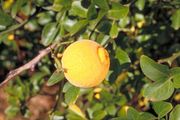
[0,0,180,120]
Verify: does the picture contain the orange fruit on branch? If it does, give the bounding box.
[61,40,110,88]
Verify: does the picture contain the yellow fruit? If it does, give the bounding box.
[61,40,110,88]
[8,34,14,41]
[94,93,101,99]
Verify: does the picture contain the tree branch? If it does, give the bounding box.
[0,41,71,87]
[0,43,56,87]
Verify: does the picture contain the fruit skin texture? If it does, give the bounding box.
[61,40,110,88]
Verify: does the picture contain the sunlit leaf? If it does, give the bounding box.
[143,80,174,101]
[152,101,173,118]
[87,3,98,20]
[127,107,140,120]
[171,67,180,88]
[92,0,109,10]
[115,47,131,64]
[65,85,80,104]
[69,1,87,18]
[47,71,64,86]
[140,55,170,81]
[139,112,156,120]
[93,110,107,120]
[70,20,88,36]
[110,22,119,38]
[0,10,13,30]
[135,0,145,11]
[107,2,129,20]
[11,0,26,18]
[69,104,86,119]
[169,105,180,120]
[41,22,59,46]
[171,9,180,30]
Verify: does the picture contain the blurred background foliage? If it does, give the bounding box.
[0,0,180,120]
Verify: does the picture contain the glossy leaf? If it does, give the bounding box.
[89,10,107,29]
[37,12,53,25]
[92,0,109,10]
[169,105,180,120]
[171,9,180,30]
[110,22,119,38]
[70,20,88,36]
[171,67,180,88]
[139,112,156,120]
[11,0,26,18]
[63,82,73,93]
[105,105,116,116]
[65,85,80,104]
[107,2,129,20]
[140,55,170,81]
[152,101,173,118]
[87,3,98,20]
[97,20,112,34]
[127,107,140,120]
[93,110,107,120]
[135,0,145,11]
[47,71,64,86]
[69,1,87,18]
[68,104,86,119]
[143,80,174,101]
[52,0,72,11]
[0,10,13,30]
[115,47,131,64]
[41,22,59,46]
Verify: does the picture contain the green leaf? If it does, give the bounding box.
[70,20,88,36]
[107,2,129,20]
[93,110,107,120]
[169,104,180,120]
[47,71,64,86]
[41,22,59,46]
[140,55,170,81]
[37,12,53,25]
[135,0,145,11]
[91,103,103,112]
[171,9,180,30]
[118,17,130,28]
[139,112,156,120]
[0,10,13,30]
[115,47,131,64]
[105,105,116,116]
[110,22,118,38]
[171,67,180,88]
[63,82,73,93]
[69,1,87,18]
[5,105,20,118]
[152,101,173,118]
[89,10,107,29]
[127,107,140,120]
[143,80,174,101]
[52,0,72,11]
[97,20,112,34]
[11,0,26,18]
[65,85,80,104]
[92,0,109,10]
[87,3,98,20]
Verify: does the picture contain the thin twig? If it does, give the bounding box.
[0,19,28,36]
[158,52,180,66]
[0,41,71,87]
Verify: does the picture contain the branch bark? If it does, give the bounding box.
[0,43,57,87]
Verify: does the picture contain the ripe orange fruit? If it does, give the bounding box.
[61,40,110,88]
